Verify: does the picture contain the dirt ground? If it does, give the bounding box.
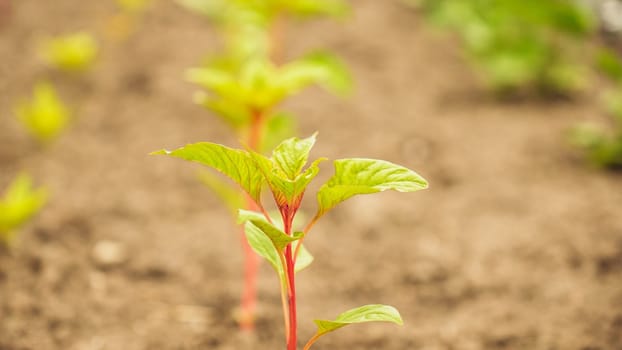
[1,0,622,349]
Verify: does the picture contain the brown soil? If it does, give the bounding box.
[1,0,622,349]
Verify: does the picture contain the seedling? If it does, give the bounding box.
[0,173,47,246]
[39,32,98,72]
[413,0,594,94]
[180,0,351,329]
[153,133,428,348]
[187,52,350,150]
[14,81,71,145]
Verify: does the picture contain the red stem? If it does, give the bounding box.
[283,214,297,350]
[239,109,265,331]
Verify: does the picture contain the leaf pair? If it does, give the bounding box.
[153,133,428,226]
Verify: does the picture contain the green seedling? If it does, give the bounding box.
[571,90,622,168]
[413,0,594,94]
[179,0,351,330]
[187,52,350,150]
[40,32,98,72]
[0,174,47,245]
[14,81,71,145]
[153,133,428,349]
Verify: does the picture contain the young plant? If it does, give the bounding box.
[0,173,48,246]
[14,81,71,145]
[179,0,351,329]
[39,32,99,72]
[153,133,428,348]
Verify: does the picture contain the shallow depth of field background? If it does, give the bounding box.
[1,0,622,349]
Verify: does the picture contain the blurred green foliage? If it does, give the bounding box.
[571,90,622,168]
[14,81,71,145]
[178,0,349,64]
[414,0,595,94]
[40,32,99,72]
[179,0,351,153]
[186,52,351,131]
[0,174,48,245]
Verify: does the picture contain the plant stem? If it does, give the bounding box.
[284,213,298,350]
[302,333,322,350]
[277,251,291,343]
[238,108,265,331]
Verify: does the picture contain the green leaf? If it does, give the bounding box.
[249,134,325,206]
[152,143,263,203]
[272,133,317,179]
[238,209,300,250]
[317,158,428,215]
[244,221,282,271]
[278,52,352,97]
[251,151,324,206]
[0,174,48,242]
[244,224,312,276]
[313,304,403,336]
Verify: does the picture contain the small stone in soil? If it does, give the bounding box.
[91,240,128,268]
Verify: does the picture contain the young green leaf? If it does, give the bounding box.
[14,82,70,145]
[244,221,282,272]
[317,158,428,215]
[313,304,403,336]
[272,133,317,179]
[250,221,298,250]
[151,142,264,202]
[244,223,313,275]
[251,150,324,207]
[0,174,48,243]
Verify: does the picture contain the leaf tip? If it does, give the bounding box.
[149,149,171,156]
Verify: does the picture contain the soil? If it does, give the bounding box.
[1,0,622,349]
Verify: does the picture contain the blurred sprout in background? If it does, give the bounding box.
[39,31,99,72]
[0,174,48,246]
[14,81,71,146]
[178,0,349,63]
